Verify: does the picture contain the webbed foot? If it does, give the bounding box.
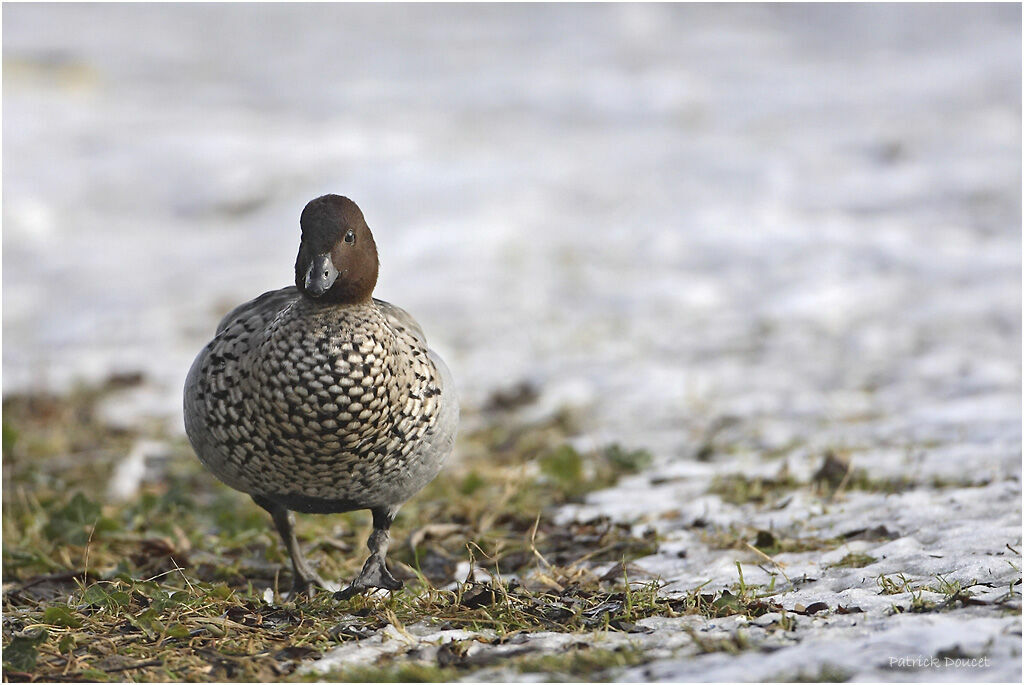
[334,555,403,600]
[334,505,402,600]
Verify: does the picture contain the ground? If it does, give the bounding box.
[2,3,1022,682]
[1,372,1020,681]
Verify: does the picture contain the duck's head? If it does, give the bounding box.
[295,194,379,304]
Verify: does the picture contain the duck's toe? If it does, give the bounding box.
[334,557,403,600]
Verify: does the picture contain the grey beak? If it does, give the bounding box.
[305,253,339,297]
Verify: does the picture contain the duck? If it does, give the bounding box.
[183,194,458,598]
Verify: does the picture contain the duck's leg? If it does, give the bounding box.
[335,506,402,599]
[252,495,326,596]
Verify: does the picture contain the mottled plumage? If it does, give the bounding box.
[184,195,457,596]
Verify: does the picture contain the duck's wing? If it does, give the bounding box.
[187,285,301,493]
[373,297,427,345]
[216,286,301,335]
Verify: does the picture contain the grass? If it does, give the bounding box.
[706,471,802,506]
[513,645,650,678]
[874,572,993,615]
[0,378,691,682]
[307,644,650,682]
[829,552,877,569]
[307,662,461,682]
[5,378,997,681]
[700,524,841,559]
[784,664,853,682]
[707,451,985,509]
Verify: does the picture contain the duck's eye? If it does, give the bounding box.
[343,230,356,244]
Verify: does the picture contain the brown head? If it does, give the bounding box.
[294,195,379,304]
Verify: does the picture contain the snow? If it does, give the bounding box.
[4,4,1020,681]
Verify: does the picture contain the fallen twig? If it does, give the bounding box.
[102,659,163,674]
[10,570,94,594]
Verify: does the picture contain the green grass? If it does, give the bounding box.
[306,639,652,681]
[514,645,650,678]
[829,552,877,569]
[706,451,983,507]
[699,524,841,559]
[7,379,987,681]
[706,472,802,506]
[1,380,675,682]
[307,662,461,682]
[784,664,853,682]
[874,573,992,615]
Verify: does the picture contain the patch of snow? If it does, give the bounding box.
[3,3,1019,681]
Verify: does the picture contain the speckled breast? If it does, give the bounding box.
[187,297,444,505]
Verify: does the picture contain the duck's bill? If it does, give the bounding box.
[304,253,339,297]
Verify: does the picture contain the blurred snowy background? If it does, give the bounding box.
[4,4,1022,680]
[4,4,1020,451]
